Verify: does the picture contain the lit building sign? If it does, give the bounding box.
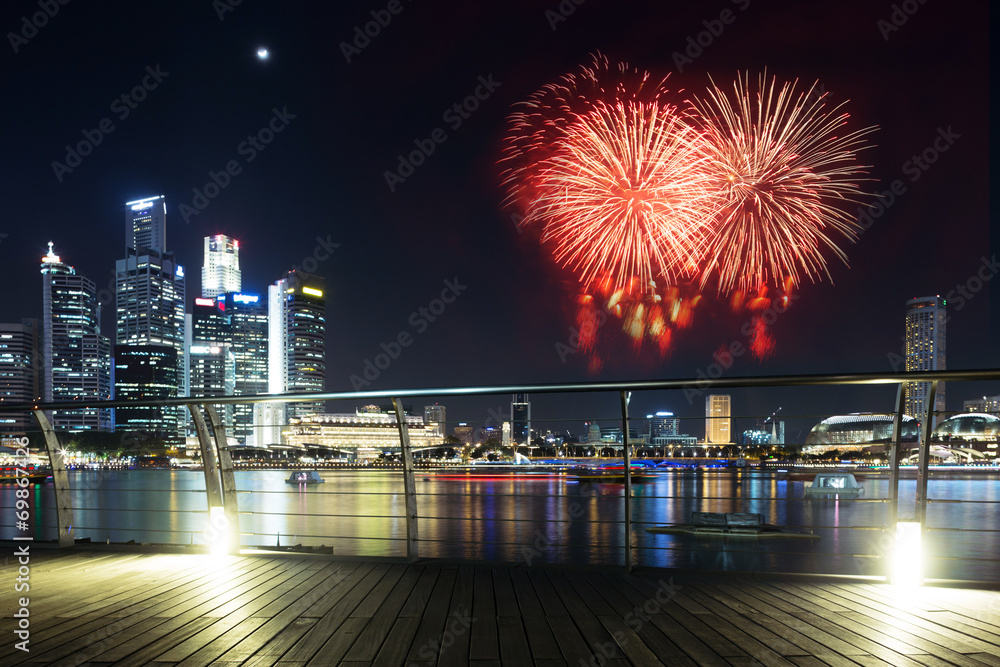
[176,266,184,278]
[302,287,323,297]
[233,294,259,304]
[194,298,215,307]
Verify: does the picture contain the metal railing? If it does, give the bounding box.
[2,368,999,582]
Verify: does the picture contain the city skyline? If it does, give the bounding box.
[0,1,992,432]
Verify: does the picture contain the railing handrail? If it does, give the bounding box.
[1,368,998,413]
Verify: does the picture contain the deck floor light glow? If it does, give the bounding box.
[892,521,923,586]
[207,506,231,556]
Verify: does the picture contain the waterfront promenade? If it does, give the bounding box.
[3,549,1000,666]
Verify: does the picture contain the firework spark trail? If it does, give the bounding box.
[529,100,716,293]
[692,73,877,295]
[502,58,876,363]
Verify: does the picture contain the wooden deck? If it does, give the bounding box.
[3,550,1000,666]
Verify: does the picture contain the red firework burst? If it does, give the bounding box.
[691,72,877,295]
[503,55,715,296]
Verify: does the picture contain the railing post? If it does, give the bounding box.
[916,380,938,526]
[189,404,230,552]
[887,384,904,528]
[31,409,74,547]
[620,390,632,573]
[886,383,905,582]
[205,404,241,553]
[392,397,419,562]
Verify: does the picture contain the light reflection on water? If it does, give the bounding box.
[2,469,998,581]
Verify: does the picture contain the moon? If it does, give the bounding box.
[257,47,269,60]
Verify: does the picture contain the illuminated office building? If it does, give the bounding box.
[116,197,185,438]
[284,410,438,461]
[126,195,166,254]
[904,296,946,419]
[186,298,235,426]
[202,235,241,298]
[259,271,326,441]
[647,411,680,438]
[222,293,268,445]
[424,404,446,437]
[41,243,112,431]
[511,393,530,444]
[114,345,178,438]
[0,320,40,431]
[705,394,731,445]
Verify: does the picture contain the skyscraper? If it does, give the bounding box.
[705,394,731,445]
[41,243,112,430]
[904,296,947,418]
[185,298,235,425]
[0,319,40,431]
[201,235,241,298]
[262,271,326,431]
[222,292,268,446]
[511,393,530,444]
[424,404,446,437]
[126,195,166,254]
[114,345,178,438]
[647,411,680,438]
[116,197,185,438]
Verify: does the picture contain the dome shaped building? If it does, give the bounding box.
[932,413,1000,443]
[805,414,920,450]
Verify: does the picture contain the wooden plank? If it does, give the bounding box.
[544,571,628,663]
[406,567,459,663]
[497,615,532,665]
[595,614,666,666]
[701,579,869,656]
[303,617,368,667]
[399,566,440,617]
[681,585,812,656]
[528,569,568,616]
[437,566,475,667]
[470,567,500,661]
[343,565,424,662]
[281,563,391,663]
[492,568,520,617]
[3,557,297,666]
[371,616,422,667]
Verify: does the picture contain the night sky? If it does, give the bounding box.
[1,0,993,439]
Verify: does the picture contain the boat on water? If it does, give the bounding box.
[0,466,52,484]
[647,511,819,539]
[285,470,325,484]
[804,472,865,498]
